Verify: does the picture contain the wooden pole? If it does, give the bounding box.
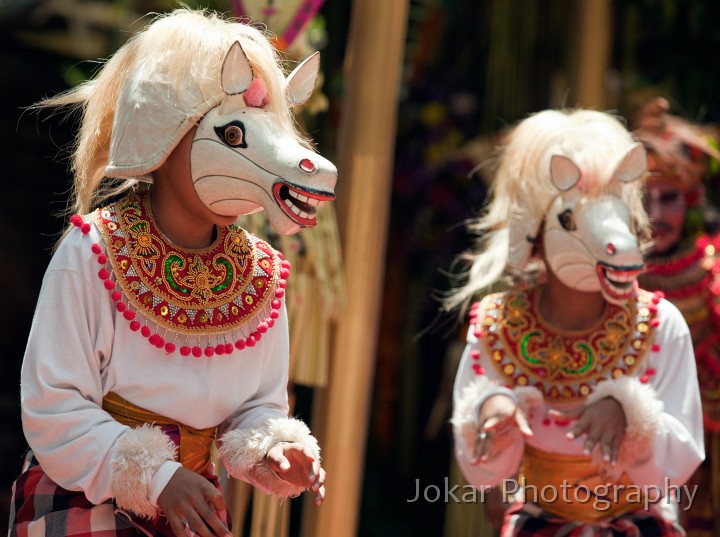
[573,0,612,108]
[313,2,408,536]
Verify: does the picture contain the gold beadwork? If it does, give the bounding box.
[476,287,657,402]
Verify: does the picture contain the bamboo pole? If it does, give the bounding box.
[573,0,611,108]
[312,2,409,537]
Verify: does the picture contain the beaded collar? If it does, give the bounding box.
[469,287,661,402]
[71,191,289,357]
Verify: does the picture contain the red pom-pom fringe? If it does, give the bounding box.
[100,246,288,356]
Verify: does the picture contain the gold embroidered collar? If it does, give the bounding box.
[474,287,659,402]
[85,191,288,357]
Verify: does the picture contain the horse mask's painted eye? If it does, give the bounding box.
[558,209,577,231]
[214,121,247,148]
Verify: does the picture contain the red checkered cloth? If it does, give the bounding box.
[501,501,686,537]
[9,451,230,537]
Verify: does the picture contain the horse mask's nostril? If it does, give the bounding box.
[299,158,316,173]
[606,243,616,255]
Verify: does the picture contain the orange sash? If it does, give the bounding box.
[102,391,217,474]
[522,445,644,523]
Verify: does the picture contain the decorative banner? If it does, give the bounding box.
[231,0,325,50]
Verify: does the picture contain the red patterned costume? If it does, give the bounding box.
[634,98,720,537]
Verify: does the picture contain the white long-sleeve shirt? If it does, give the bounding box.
[453,287,704,494]
[20,223,290,506]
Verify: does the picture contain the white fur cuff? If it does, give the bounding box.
[111,424,177,519]
[588,376,664,466]
[451,376,503,457]
[218,417,320,499]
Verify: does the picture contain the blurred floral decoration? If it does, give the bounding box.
[374,0,493,459]
[231,0,344,392]
[227,3,344,536]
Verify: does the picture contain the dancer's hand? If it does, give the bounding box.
[266,442,326,505]
[550,396,627,465]
[474,394,533,464]
[157,467,231,537]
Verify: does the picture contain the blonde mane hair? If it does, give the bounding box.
[446,109,651,312]
[38,8,304,223]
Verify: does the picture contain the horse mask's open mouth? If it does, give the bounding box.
[596,262,644,300]
[273,182,335,227]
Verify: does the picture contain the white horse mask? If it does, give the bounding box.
[190,43,336,235]
[543,143,647,304]
[106,40,336,235]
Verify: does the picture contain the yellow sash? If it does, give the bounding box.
[522,445,644,523]
[102,391,217,474]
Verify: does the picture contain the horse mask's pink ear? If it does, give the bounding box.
[285,51,320,107]
[507,155,581,270]
[221,41,254,95]
[220,41,269,109]
[613,142,647,183]
[550,155,582,191]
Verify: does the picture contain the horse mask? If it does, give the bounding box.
[105,40,337,236]
[541,144,647,304]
